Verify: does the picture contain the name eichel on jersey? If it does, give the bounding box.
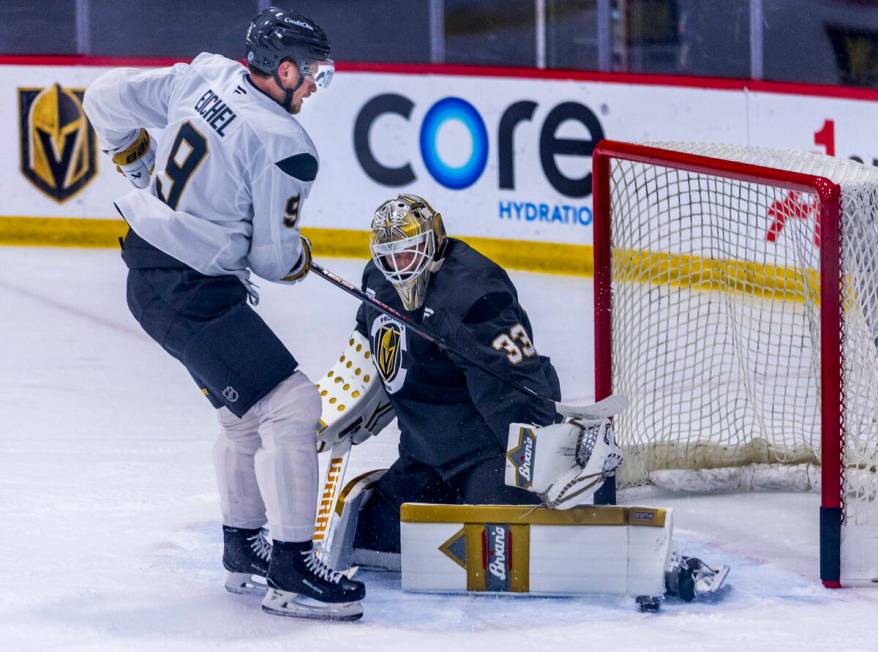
[82,52,319,287]
[194,89,237,137]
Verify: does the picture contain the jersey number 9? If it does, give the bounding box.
[156,121,208,210]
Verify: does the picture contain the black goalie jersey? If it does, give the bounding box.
[355,238,561,476]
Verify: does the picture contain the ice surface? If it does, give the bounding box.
[1,248,877,651]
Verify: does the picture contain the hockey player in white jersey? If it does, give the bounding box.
[82,7,364,621]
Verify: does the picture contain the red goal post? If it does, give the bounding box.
[592,140,878,588]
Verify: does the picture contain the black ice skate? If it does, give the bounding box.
[222,525,272,594]
[261,540,366,621]
[665,551,730,602]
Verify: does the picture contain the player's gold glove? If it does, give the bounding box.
[281,236,312,283]
[108,128,155,189]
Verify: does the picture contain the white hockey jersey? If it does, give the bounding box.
[83,52,318,291]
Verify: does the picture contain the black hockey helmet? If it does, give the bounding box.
[245,7,334,108]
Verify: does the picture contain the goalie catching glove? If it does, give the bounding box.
[505,395,627,509]
[106,128,155,189]
[315,330,395,452]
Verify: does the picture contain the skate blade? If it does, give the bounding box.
[261,588,363,621]
[696,565,731,596]
[224,571,268,595]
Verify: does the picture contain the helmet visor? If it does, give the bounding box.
[301,58,335,88]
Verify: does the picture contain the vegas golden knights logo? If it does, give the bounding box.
[370,315,408,393]
[18,83,97,202]
[376,323,402,382]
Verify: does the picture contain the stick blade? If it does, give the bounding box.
[555,394,629,419]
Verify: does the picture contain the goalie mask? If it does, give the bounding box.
[370,194,446,311]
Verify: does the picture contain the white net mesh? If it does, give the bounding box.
[606,142,878,531]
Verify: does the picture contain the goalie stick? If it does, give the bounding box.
[311,261,627,419]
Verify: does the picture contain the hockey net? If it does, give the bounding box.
[593,141,878,586]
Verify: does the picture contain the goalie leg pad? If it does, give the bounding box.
[316,330,395,452]
[322,469,386,570]
[400,503,672,596]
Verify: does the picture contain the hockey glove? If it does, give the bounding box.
[505,416,623,509]
[281,236,312,283]
[108,128,155,189]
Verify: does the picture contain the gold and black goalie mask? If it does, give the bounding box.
[369,194,446,311]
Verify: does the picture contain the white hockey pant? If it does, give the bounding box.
[213,370,321,542]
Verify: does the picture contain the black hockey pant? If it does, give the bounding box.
[352,453,540,554]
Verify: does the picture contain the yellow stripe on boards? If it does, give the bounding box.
[613,247,819,305]
[0,215,823,298]
[0,216,595,276]
[0,216,127,248]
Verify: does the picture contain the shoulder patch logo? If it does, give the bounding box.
[18,83,97,202]
[370,314,408,394]
[377,324,401,381]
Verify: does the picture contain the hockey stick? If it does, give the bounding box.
[311,261,627,419]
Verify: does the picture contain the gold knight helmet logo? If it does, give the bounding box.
[19,83,97,202]
[370,315,408,394]
[376,322,402,383]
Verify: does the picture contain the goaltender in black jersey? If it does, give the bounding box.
[315,194,562,566]
[357,217,561,477]
[314,194,729,603]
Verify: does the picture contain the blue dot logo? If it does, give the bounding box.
[419,97,488,190]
